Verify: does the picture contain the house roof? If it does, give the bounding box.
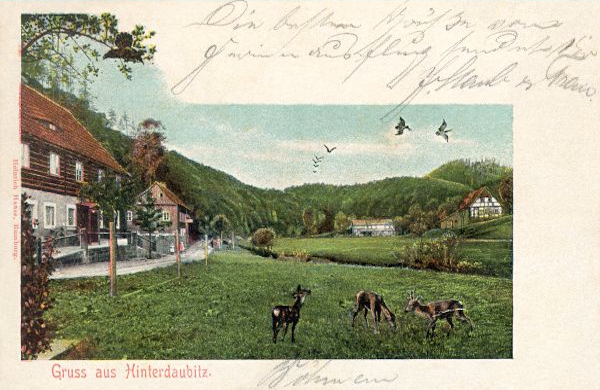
[141,181,191,210]
[20,84,127,174]
[459,187,493,210]
[351,218,394,226]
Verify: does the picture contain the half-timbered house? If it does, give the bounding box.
[20,84,128,239]
[440,186,503,229]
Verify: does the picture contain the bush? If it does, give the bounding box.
[393,233,479,273]
[291,249,310,261]
[423,228,454,238]
[251,228,276,250]
[21,194,55,359]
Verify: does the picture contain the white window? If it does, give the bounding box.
[115,210,121,230]
[97,169,104,182]
[21,143,30,168]
[66,205,76,228]
[25,199,38,229]
[98,210,104,229]
[44,203,56,229]
[75,161,84,181]
[126,210,133,222]
[115,175,121,189]
[48,122,57,131]
[49,152,60,176]
[162,211,170,222]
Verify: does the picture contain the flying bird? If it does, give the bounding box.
[436,119,452,142]
[103,32,144,63]
[395,116,412,135]
[314,155,324,161]
[323,144,337,153]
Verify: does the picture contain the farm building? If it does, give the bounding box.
[20,84,128,240]
[129,181,194,245]
[440,187,503,229]
[351,218,395,237]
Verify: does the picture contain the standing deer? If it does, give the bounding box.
[271,285,311,344]
[404,290,474,338]
[351,290,396,334]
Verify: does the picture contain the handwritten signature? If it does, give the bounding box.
[256,360,399,388]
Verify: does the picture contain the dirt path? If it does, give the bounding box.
[50,242,211,279]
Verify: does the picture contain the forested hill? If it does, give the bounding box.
[427,159,512,189]
[284,177,472,219]
[30,83,511,236]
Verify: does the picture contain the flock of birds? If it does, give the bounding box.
[395,117,453,142]
[310,118,454,174]
[311,145,336,173]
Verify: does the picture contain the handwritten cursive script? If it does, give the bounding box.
[256,360,399,388]
[170,0,598,114]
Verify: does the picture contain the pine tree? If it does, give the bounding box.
[134,193,167,258]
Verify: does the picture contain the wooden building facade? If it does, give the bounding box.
[20,84,128,239]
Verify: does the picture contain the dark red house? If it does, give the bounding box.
[128,181,194,244]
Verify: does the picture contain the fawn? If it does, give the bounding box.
[404,290,474,338]
[351,290,396,333]
[271,285,311,343]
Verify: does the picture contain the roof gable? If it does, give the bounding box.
[20,85,126,174]
[351,218,394,226]
[140,182,190,210]
[459,187,493,210]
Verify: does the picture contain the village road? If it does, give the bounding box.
[50,242,211,279]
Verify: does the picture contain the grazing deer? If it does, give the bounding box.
[351,290,396,334]
[271,285,311,344]
[404,290,474,338]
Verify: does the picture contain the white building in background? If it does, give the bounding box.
[351,219,395,237]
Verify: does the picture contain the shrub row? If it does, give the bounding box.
[392,233,481,273]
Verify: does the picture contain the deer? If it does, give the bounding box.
[271,285,311,344]
[404,290,474,338]
[351,290,396,334]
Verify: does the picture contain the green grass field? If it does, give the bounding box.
[464,216,513,240]
[273,236,512,278]
[48,250,512,359]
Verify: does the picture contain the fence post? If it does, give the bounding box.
[36,238,42,264]
[109,221,117,297]
[204,233,208,266]
[80,228,89,264]
[175,230,181,278]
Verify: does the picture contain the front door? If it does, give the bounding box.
[89,211,99,243]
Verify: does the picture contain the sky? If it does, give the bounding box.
[85,55,512,190]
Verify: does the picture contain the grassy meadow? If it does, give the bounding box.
[273,236,512,278]
[48,250,512,359]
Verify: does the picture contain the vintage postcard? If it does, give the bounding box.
[1,1,599,389]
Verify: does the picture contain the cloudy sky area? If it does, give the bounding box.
[86,60,512,190]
